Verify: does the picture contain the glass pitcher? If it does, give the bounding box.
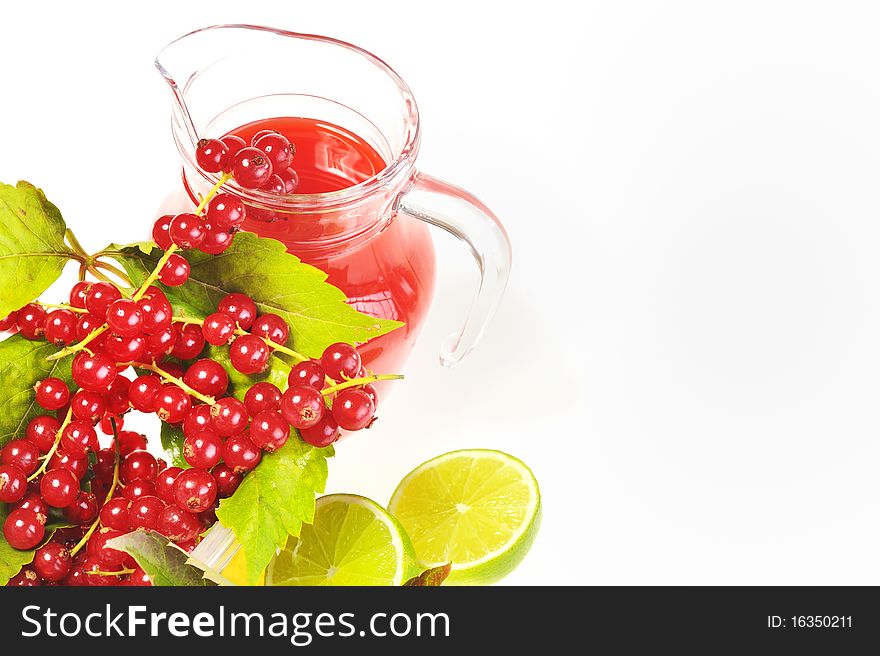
[155,24,512,377]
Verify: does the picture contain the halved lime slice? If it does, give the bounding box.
[388,449,541,585]
[266,494,418,586]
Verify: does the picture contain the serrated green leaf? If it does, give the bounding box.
[0,335,73,448]
[0,181,74,317]
[216,437,333,584]
[109,232,402,357]
[106,530,217,586]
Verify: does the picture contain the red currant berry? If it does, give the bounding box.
[83,557,121,586]
[195,138,229,173]
[87,527,128,569]
[4,509,46,550]
[48,450,88,480]
[211,463,241,498]
[156,467,182,505]
[220,135,247,164]
[154,384,192,424]
[280,385,325,430]
[217,293,257,329]
[65,491,98,524]
[362,383,379,411]
[16,304,47,340]
[99,498,130,531]
[251,129,278,145]
[69,281,91,309]
[123,480,156,500]
[75,312,102,342]
[277,167,300,193]
[244,381,282,416]
[232,146,274,189]
[33,542,72,582]
[104,332,147,363]
[0,465,26,503]
[44,309,78,345]
[120,450,158,484]
[0,310,17,333]
[129,495,165,531]
[40,468,79,507]
[105,298,143,337]
[71,390,106,423]
[223,434,262,473]
[254,132,294,171]
[117,430,148,456]
[152,215,175,250]
[207,193,246,231]
[128,374,161,412]
[183,404,213,438]
[2,439,40,475]
[289,360,326,390]
[84,282,121,319]
[158,504,201,542]
[25,415,60,453]
[7,566,41,586]
[252,313,289,345]
[199,224,235,255]
[202,313,236,346]
[34,377,69,410]
[331,389,375,431]
[174,468,217,513]
[261,174,286,194]
[249,410,289,452]
[169,212,207,250]
[210,397,248,436]
[13,493,48,517]
[60,420,98,457]
[183,429,223,469]
[92,448,115,482]
[104,375,133,415]
[321,342,362,382]
[229,334,270,374]
[183,358,229,398]
[158,253,191,286]
[72,350,117,392]
[299,414,341,448]
[137,289,173,334]
[171,323,206,360]
[146,326,176,358]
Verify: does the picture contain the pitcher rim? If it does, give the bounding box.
[156,24,421,211]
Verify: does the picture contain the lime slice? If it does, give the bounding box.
[266,494,418,586]
[388,449,541,585]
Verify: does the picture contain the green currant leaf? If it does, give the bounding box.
[106,530,218,586]
[215,437,333,585]
[109,232,403,357]
[0,334,73,448]
[0,181,75,318]
[403,563,453,586]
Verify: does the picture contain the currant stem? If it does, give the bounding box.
[131,244,179,302]
[138,362,217,405]
[321,374,404,396]
[46,324,108,361]
[93,568,136,577]
[36,302,88,314]
[93,260,134,287]
[27,407,73,482]
[64,229,89,263]
[70,417,121,558]
[196,172,233,215]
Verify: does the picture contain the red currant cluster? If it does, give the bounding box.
[195,130,298,193]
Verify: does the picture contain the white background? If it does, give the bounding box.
[2,1,880,585]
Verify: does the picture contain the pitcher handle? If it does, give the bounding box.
[396,171,512,367]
